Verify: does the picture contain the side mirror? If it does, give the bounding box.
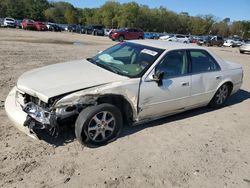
[152,71,164,86]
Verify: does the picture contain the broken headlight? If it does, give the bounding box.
[23,102,51,125]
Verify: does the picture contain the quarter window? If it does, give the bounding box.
[189,50,220,73]
[156,50,188,78]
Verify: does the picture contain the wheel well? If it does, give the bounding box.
[224,81,233,95]
[97,95,133,126]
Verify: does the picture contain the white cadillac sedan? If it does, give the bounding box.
[5,40,243,146]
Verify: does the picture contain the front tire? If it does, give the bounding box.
[118,35,124,42]
[75,103,123,147]
[209,84,230,108]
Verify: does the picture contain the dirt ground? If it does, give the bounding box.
[0,28,250,188]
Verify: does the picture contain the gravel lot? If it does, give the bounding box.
[0,28,250,188]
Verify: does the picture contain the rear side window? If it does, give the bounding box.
[189,50,220,73]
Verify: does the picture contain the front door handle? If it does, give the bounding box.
[181,82,189,86]
[215,76,222,80]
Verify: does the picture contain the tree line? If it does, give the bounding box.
[0,0,249,38]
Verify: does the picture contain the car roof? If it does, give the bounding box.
[129,40,205,51]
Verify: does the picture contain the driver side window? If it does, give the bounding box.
[156,50,188,78]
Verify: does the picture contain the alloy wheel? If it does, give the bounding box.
[87,111,115,142]
[216,85,229,105]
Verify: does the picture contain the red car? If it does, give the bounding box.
[21,19,36,30]
[35,22,48,31]
[110,28,144,42]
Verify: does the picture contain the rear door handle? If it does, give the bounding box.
[181,82,189,86]
[215,76,222,80]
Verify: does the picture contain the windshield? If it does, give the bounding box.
[89,42,164,78]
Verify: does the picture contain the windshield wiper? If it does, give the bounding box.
[87,58,127,76]
[95,61,120,74]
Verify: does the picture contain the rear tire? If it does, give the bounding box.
[209,84,230,108]
[75,103,123,147]
[240,50,244,54]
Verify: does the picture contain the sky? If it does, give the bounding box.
[54,0,250,21]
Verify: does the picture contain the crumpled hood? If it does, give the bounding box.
[17,59,128,102]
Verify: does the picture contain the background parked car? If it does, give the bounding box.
[104,28,111,36]
[35,22,47,31]
[46,23,62,32]
[68,24,77,32]
[239,43,250,54]
[109,28,144,41]
[0,18,4,27]
[15,20,22,29]
[165,34,190,43]
[76,25,85,34]
[21,19,36,30]
[60,24,68,31]
[144,32,160,39]
[189,36,200,43]
[223,39,234,47]
[85,25,105,36]
[202,36,224,47]
[159,34,173,40]
[49,24,62,32]
[196,36,207,45]
[3,17,16,28]
[232,39,244,47]
[46,22,54,30]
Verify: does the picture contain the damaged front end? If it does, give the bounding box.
[23,102,59,137]
[16,89,74,138]
[19,91,94,139]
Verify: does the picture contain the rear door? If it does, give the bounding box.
[188,49,222,106]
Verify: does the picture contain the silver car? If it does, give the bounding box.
[239,43,250,54]
[5,41,243,146]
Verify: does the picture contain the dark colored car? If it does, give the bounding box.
[110,28,144,42]
[198,36,224,47]
[35,22,48,31]
[68,25,77,32]
[15,20,22,29]
[21,19,36,30]
[85,25,104,36]
[76,25,85,34]
[48,24,62,32]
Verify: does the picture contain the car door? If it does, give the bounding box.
[126,29,134,40]
[188,49,222,106]
[138,50,192,120]
[131,29,140,40]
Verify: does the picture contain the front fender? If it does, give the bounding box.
[53,79,140,121]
